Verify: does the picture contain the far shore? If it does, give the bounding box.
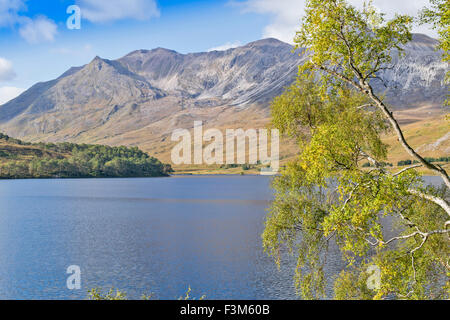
[172,165,448,176]
[0,165,446,180]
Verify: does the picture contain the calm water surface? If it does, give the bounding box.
[0,175,443,299]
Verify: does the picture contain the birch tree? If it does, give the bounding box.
[264,0,449,299]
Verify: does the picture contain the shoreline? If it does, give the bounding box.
[0,173,443,181]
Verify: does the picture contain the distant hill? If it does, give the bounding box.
[0,34,447,169]
[0,133,172,179]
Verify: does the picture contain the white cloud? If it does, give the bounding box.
[208,41,242,52]
[236,0,437,44]
[234,0,304,43]
[358,0,437,36]
[77,0,160,23]
[0,57,16,82]
[0,1,58,44]
[0,86,25,105]
[19,16,58,44]
[0,0,25,27]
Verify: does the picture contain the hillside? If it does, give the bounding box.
[383,111,449,167]
[0,133,172,179]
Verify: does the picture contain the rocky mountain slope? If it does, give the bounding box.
[0,34,447,164]
[375,34,448,109]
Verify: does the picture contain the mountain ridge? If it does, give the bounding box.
[0,34,447,165]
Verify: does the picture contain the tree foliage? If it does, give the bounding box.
[264,0,450,300]
[420,0,449,63]
[0,135,172,179]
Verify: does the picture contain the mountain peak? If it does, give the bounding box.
[85,55,112,72]
[411,33,438,43]
[152,47,179,54]
[244,38,291,48]
[250,38,288,44]
[406,33,440,51]
[123,47,180,58]
[91,55,104,62]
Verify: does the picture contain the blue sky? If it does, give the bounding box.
[0,0,437,104]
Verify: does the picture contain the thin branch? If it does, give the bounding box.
[356,104,375,109]
[359,150,385,171]
[381,229,449,246]
[313,62,362,89]
[396,210,418,229]
[382,231,422,245]
[393,164,423,176]
[342,183,359,209]
[408,233,429,286]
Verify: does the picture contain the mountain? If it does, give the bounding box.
[0,35,447,165]
[118,38,302,106]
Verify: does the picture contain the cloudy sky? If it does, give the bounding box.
[0,0,437,105]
